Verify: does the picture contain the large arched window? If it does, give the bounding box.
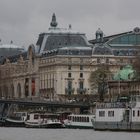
[11,84,14,98]
[109,34,140,45]
[17,83,21,98]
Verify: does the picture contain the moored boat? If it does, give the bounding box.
[92,95,140,131]
[4,112,27,127]
[64,114,95,129]
[25,112,65,128]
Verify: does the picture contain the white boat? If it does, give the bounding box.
[64,114,95,129]
[4,112,27,127]
[25,113,65,128]
[92,95,140,131]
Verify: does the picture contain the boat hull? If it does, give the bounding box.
[4,118,25,127]
[65,124,93,129]
[92,121,140,131]
[25,122,65,128]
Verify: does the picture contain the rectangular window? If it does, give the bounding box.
[34,115,39,119]
[67,81,72,95]
[68,65,71,70]
[133,110,135,117]
[79,81,83,89]
[138,110,140,117]
[80,73,83,78]
[80,65,83,70]
[108,111,114,117]
[68,73,71,78]
[68,81,72,89]
[99,111,105,117]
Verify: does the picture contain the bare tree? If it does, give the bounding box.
[133,55,140,81]
[89,66,111,102]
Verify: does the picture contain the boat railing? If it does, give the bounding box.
[96,102,129,109]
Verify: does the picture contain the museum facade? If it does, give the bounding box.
[0,14,140,101]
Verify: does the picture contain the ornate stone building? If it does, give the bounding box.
[0,14,140,101]
[0,45,39,99]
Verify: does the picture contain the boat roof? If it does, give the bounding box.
[68,114,95,117]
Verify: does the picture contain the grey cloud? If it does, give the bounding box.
[116,0,140,20]
[0,0,140,47]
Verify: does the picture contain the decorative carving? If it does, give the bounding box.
[5,58,10,64]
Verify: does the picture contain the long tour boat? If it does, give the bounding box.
[64,114,95,129]
[92,95,140,131]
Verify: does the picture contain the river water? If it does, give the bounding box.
[0,127,140,140]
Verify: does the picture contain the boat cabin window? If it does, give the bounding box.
[87,117,89,122]
[27,115,30,120]
[15,113,22,117]
[22,113,26,116]
[138,110,140,117]
[108,111,114,117]
[68,116,71,120]
[43,115,48,118]
[40,115,45,119]
[133,110,140,117]
[99,111,105,117]
[69,116,90,122]
[73,116,76,122]
[133,110,135,117]
[34,114,39,119]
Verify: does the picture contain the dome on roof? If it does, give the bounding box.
[92,43,113,55]
[96,28,103,35]
[95,28,104,43]
[133,27,140,33]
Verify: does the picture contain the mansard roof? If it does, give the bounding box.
[90,27,140,56]
[36,14,93,55]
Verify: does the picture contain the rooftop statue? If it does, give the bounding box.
[114,65,134,81]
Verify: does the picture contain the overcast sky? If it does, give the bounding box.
[0,0,140,48]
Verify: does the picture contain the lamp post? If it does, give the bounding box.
[118,74,121,99]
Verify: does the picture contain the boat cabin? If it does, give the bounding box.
[95,95,140,123]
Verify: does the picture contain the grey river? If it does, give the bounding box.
[0,127,140,140]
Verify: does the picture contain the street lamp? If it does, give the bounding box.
[117,73,121,101]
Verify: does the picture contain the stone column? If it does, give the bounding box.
[28,78,32,97]
[35,76,39,97]
[21,79,25,98]
[14,82,18,99]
